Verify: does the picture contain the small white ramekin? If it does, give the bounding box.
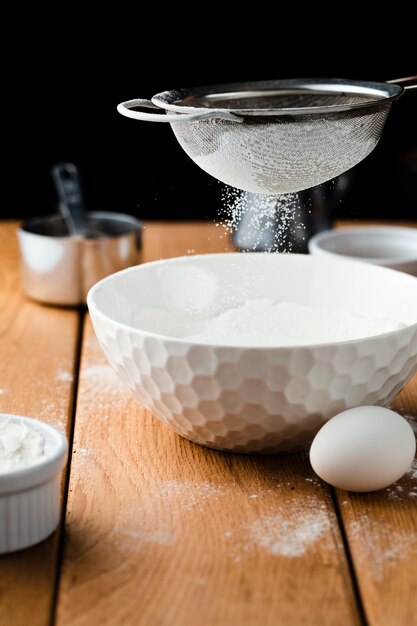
[0,414,68,554]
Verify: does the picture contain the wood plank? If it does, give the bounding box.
[316,219,417,626]
[57,223,360,626]
[335,383,417,626]
[141,221,235,261]
[0,222,80,626]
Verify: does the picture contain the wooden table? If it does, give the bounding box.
[1,220,417,626]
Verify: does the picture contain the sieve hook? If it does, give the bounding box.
[117,98,244,123]
[386,75,417,91]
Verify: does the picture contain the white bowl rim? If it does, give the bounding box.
[0,414,68,493]
[309,226,417,264]
[87,252,417,351]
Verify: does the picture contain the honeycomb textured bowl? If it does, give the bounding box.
[87,253,417,453]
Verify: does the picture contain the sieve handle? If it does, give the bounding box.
[386,75,417,91]
[117,98,243,123]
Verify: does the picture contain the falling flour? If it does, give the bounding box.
[219,187,302,253]
[134,299,404,347]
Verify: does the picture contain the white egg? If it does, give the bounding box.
[310,406,416,492]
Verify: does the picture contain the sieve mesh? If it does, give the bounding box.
[118,79,403,195]
[170,103,391,194]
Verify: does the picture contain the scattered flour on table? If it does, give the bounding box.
[78,364,127,411]
[82,365,120,382]
[247,508,331,557]
[304,476,322,486]
[343,458,417,579]
[348,518,417,581]
[37,398,66,432]
[121,527,177,546]
[406,458,417,482]
[108,470,335,559]
[155,480,224,513]
[56,369,73,383]
[76,447,90,456]
[222,483,334,561]
[116,479,226,549]
[23,374,70,431]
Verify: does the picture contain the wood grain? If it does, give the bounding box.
[326,216,417,626]
[141,221,235,261]
[4,219,417,626]
[0,223,80,626]
[56,223,360,626]
[335,385,417,626]
[326,220,417,626]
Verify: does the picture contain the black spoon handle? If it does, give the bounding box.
[51,162,85,235]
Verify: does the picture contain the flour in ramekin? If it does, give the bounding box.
[0,417,45,473]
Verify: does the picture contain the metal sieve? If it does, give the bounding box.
[117,77,416,195]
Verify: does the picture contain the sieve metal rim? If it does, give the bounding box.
[151,78,403,117]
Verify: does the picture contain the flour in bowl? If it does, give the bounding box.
[134,299,405,347]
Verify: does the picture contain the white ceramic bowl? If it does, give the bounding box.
[0,415,68,553]
[308,226,417,275]
[87,253,417,453]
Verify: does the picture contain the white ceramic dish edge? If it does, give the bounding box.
[308,226,417,275]
[0,415,68,554]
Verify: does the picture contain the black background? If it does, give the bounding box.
[3,20,416,222]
